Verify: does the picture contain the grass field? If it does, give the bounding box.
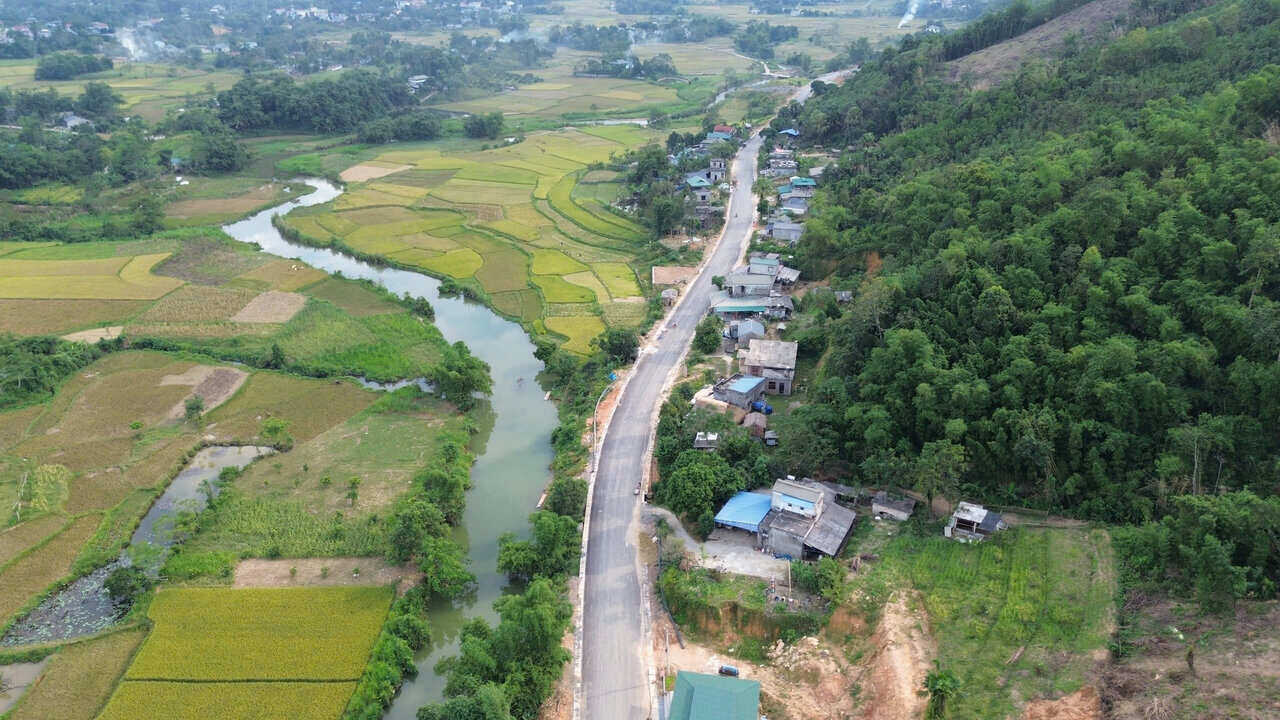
[0,514,100,625]
[6,627,148,720]
[854,526,1116,719]
[97,587,389,719]
[284,127,660,349]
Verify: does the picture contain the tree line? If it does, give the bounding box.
[34,52,113,80]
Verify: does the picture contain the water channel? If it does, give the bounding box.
[220,179,558,717]
[2,445,271,646]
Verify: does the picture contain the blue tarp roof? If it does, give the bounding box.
[728,376,764,393]
[714,492,772,533]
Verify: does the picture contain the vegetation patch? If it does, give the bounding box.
[591,262,642,298]
[98,680,359,720]
[533,275,596,304]
[0,514,100,625]
[530,248,589,275]
[0,253,184,301]
[418,248,483,279]
[0,299,147,336]
[545,316,605,355]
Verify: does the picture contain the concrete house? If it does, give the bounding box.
[872,491,917,522]
[758,477,856,559]
[781,196,809,215]
[945,501,1006,542]
[725,271,774,297]
[709,157,727,182]
[724,318,765,349]
[741,339,797,395]
[747,253,780,277]
[710,292,794,320]
[767,220,804,245]
[712,374,766,409]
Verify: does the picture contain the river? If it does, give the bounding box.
[221,180,558,717]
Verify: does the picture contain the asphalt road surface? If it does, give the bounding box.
[581,132,764,720]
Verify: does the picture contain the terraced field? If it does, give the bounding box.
[0,60,241,122]
[280,128,657,352]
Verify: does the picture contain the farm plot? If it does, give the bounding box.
[98,587,389,720]
[5,626,149,720]
[290,127,659,346]
[0,253,184,301]
[124,587,390,680]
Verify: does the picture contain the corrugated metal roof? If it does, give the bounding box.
[713,492,772,534]
[669,671,761,720]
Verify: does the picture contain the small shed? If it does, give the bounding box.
[872,491,916,522]
[763,430,779,446]
[661,288,678,306]
[945,501,1005,542]
[693,431,720,450]
[714,491,772,533]
[742,411,768,438]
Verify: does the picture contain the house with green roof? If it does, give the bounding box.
[668,671,761,720]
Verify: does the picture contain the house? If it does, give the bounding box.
[741,339,797,395]
[661,288,678,306]
[58,112,92,129]
[747,253,780,277]
[705,130,733,143]
[724,271,774,297]
[872,491,917,522]
[776,266,801,285]
[782,185,814,199]
[723,318,765,348]
[713,124,736,136]
[708,157,727,182]
[789,176,817,188]
[766,220,804,245]
[834,290,853,303]
[693,431,720,450]
[945,501,1006,542]
[743,411,768,438]
[668,671,760,720]
[710,292,793,320]
[685,173,712,189]
[712,374,766,409]
[781,196,809,215]
[758,477,857,558]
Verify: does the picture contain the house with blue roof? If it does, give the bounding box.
[667,671,760,720]
[789,176,816,187]
[712,374,766,408]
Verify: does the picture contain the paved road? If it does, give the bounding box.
[581,133,763,720]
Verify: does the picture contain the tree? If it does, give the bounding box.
[184,394,205,422]
[924,661,960,719]
[76,81,123,120]
[386,499,448,563]
[430,341,492,409]
[913,440,967,519]
[497,511,580,581]
[596,328,639,364]
[192,131,250,173]
[464,112,504,139]
[419,535,475,599]
[105,566,151,606]
[646,195,686,238]
[692,316,722,354]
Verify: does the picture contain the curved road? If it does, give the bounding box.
[581,70,848,719]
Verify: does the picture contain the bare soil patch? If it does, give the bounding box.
[340,163,413,183]
[230,290,307,323]
[1022,685,1101,720]
[947,0,1132,90]
[160,365,249,420]
[858,592,935,720]
[165,183,292,219]
[61,326,122,343]
[0,658,51,715]
[233,557,422,594]
[651,266,698,286]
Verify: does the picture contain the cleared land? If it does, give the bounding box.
[946,0,1133,89]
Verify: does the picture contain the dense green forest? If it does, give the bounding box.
[765,0,1280,532]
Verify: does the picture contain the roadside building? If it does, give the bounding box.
[781,196,809,215]
[741,339,798,395]
[713,124,737,136]
[747,253,780,276]
[758,477,856,558]
[766,220,804,245]
[723,318,765,349]
[945,501,1005,542]
[713,491,772,533]
[712,374,766,409]
[710,292,793,320]
[661,287,678,306]
[667,671,761,720]
[872,491,917,522]
[775,266,800,285]
[725,271,774,297]
[709,157,727,182]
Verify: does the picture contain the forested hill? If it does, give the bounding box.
[770,0,1280,524]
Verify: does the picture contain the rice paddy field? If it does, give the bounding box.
[95,587,389,719]
[0,59,241,122]
[0,233,451,381]
[281,127,659,352]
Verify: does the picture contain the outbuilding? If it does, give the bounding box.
[668,671,761,720]
[872,491,917,522]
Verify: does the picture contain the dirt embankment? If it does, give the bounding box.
[858,592,935,720]
[947,0,1133,90]
[234,557,421,594]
